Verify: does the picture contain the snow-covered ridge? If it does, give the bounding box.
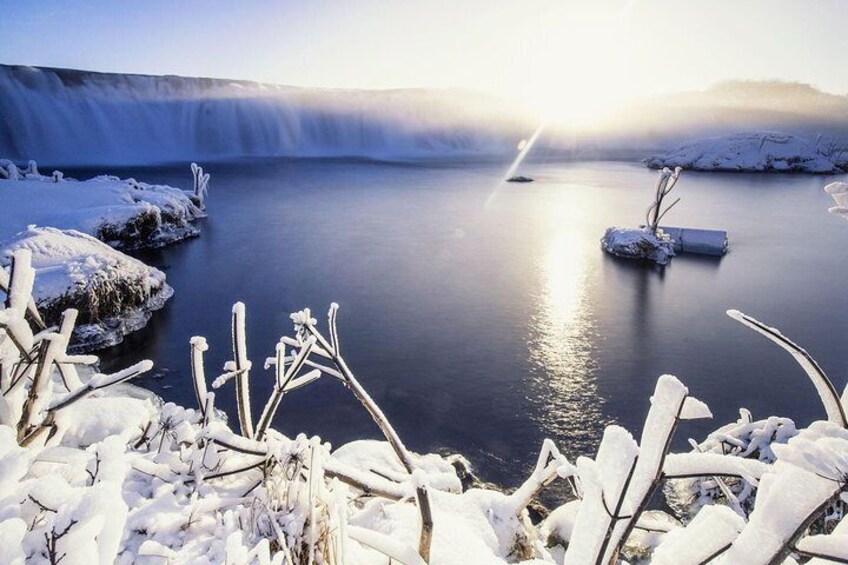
[646,132,848,173]
[0,65,525,166]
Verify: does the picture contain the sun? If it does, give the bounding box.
[506,1,639,129]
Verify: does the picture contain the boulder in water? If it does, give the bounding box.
[601,227,675,265]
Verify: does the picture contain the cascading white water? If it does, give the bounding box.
[0,65,526,166]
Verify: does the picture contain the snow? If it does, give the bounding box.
[646,132,848,173]
[652,505,743,565]
[0,163,205,249]
[0,227,173,351]
[4,190,848,562]
[825,181,848,220]
[600,227,675,265]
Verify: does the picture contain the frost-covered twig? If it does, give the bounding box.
[414,477,434,562]
[190,162,210,210]
[645,167,683,234]
[509,438,575,514]
[190,336,209,418]
[231,302,254,438]
[44,361,153,415]
[297,304,417,474]
[255,337,317,440]
[564,375,712,564]
[727,309,848,428]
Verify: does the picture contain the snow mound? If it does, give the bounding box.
[646,132,848,173]
[601,227,675,265]
[825,181,848,220]
[0,162,205,249]
[0,226,173,351]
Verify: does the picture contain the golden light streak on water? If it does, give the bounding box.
[526,188,611,456]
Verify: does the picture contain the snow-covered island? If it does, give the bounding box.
[646,132,848,173]
[601,227,676,265]
[2,247,848,564]
[0,160,209,350]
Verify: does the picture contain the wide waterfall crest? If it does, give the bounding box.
[0,65,525,165]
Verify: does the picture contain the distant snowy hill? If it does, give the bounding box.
[646,132,848,173]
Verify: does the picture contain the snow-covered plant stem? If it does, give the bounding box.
[508,438,574,514]
[416,484,434,562]
[254,338,316,440]
[302,305,416,474]
[231,302,255,439]
[190,336,209,419]
[190,162,210,210]
[565,376,712,565]
[645,167,682,234]
[727,309,848,428]
[297,304,436,562]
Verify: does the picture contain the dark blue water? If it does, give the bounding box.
[88,159,848,498]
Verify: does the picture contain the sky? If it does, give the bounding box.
[2,0,847,122]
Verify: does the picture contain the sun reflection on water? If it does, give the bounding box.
[526,196,611,458]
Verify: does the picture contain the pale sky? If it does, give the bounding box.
[2,0,847,120]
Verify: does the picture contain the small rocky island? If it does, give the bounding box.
[602,167,728,265]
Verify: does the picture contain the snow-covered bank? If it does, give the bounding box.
[0,227,173,351]
[0,160,207,249]
[0,161,209,350]
[4,246,848,563]
[646,132,848,173]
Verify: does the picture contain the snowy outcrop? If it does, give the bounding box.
[601,227,675,265]
[0,161,206,249]
[646,132,848,173]
[0,227,173,351]
[825,181,848,220]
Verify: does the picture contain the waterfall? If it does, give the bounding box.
[0,65,525,166]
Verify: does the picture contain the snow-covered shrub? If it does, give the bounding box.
[646,167,682,234]
[191,162,210,210]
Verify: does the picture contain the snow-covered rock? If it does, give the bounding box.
[0,226,173,351]
[646,132,848,173]
[825,181,848,220]
[601,227,675,265]
[0,162,206,250]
